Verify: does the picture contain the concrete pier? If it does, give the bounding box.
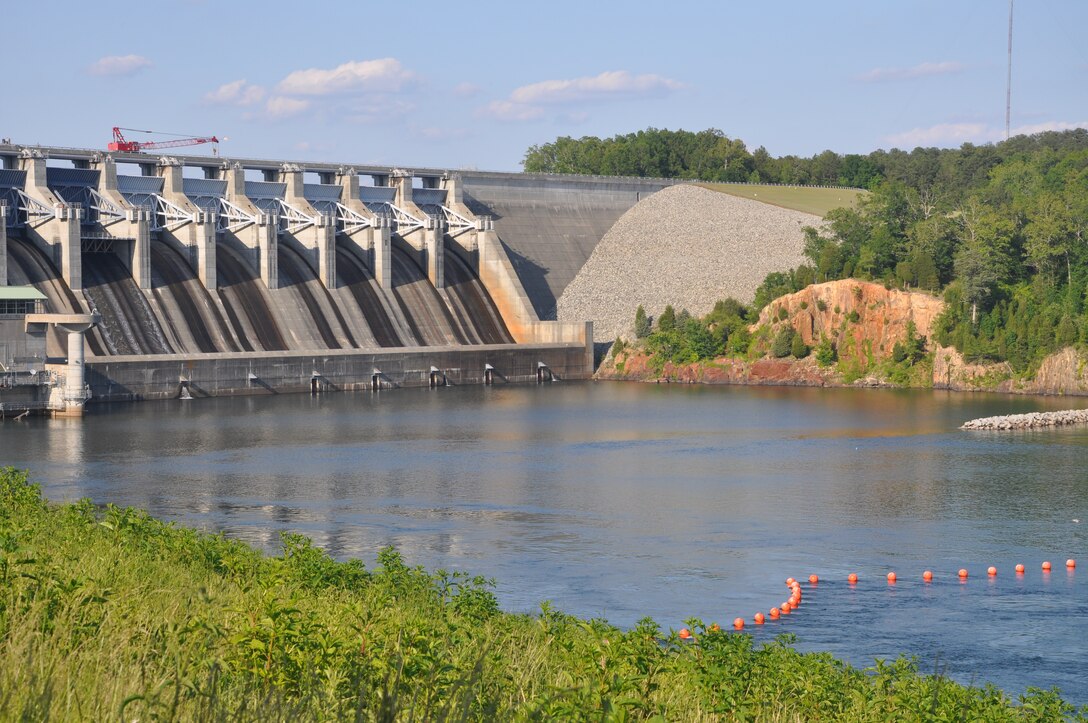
[25,312,99,416]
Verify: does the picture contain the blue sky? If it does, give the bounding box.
[3,0,1086,172]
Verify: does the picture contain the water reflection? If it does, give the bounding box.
[1,382,1086,702]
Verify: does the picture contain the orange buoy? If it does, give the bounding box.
[1067,559,1076,569]
[789,596,800,608]
[769,607,780,620]
[679,628,692,640]
[1042,561,1052,571]
[733,617,744,630]
[754,612,765,625]
[987,566,997,576]
[1015,564,1025,574]
[709,623,720,632]
[785,577,796,586]
[848,573,858,584]
[958,568,968,579]
[780,602,791,614]
[922,570,933,582]
[809,574,819,584]
[887,572,897,583]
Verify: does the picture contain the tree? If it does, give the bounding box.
[954,200,1016,323]
[634,305,651,338]
[657,305,676,332]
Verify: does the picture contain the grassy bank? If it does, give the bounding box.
[698,183,865,216]
[0,468,1080,721]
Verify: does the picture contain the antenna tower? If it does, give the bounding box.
[1006,0,1014,140]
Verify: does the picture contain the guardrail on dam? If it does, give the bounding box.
[0,142,669,413]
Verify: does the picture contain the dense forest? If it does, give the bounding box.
[525,128,1088,376]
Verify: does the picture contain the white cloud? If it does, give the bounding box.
[1009,120,1088,136]
[858,61,965,83]
[452,82,482,98]
[886,122,989,147]
[276,58,418,96]
[477,100,544,122]
[414,126,470,141]
[88,54,152,77]
[264,96,310,119]
[885,120,1088,147]
[478,70,681,122]
[204,79,265,107]
[510,70,682,104]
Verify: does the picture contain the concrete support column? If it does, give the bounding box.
[195,215,217,289]
[0,206,7,286]
[131,210,152,290]
[317,218,336,288]
[57,321,95,417]
[394,173,414,207]
[372,224,391,289]
[423,223,444,289]
[258,218,278,290]
[58,206,83,291]
[65,327,85,400]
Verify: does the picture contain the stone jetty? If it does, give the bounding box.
[961,409,1088,430]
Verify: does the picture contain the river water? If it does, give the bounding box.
[2,382,1087,704]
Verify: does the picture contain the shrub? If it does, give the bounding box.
[772,326,795,358]
[815,336,837,366]
[776,306,789,321]
[847,310,861,323]
[816,299,828,312]
[799,301,809,310]
[791,334,810,359]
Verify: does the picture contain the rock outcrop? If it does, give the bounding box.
[599,278,1088,397]
[754,280,943,368]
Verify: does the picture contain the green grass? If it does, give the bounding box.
[698,182,866,217]
[0,467,1081,721]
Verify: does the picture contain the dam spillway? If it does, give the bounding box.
[0,142,673,410]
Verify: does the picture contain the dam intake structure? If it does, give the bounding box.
[0,142,629,414]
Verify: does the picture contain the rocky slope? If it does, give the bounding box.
[599,278,1088,397]
[556,184,816,341]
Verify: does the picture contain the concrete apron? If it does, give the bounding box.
[84,343,589,403]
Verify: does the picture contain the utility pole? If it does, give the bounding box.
[1006,0,1014,140]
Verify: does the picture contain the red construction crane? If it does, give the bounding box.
[107,127,220,153]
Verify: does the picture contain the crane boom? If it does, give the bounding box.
[107,127,219,153]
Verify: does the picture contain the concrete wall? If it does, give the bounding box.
[462,174,676,319]
[85,343,589,402]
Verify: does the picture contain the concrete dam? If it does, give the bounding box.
[0,141,672,414]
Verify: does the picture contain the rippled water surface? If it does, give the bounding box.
[2,382,1087,703]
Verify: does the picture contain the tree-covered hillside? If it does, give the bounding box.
[526,128,1088,375]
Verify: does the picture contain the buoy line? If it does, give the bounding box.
[678,559,1077,638]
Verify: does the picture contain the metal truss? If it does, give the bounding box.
[386,202,425,234]
[335,203,376,234]
[437,206,478,237]
[152,194,198,233]
[88,189,126,226]
[16,190,61,228]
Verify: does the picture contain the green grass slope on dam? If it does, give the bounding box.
[0,467,1081,721]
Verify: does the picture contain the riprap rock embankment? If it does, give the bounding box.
[961,410,1088,430]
